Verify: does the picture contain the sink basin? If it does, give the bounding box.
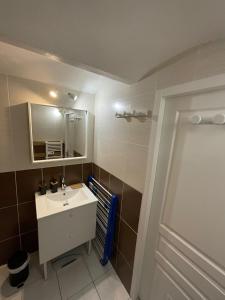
[47,189,87,203]
[35,184,98,219]
[47,190,76,202]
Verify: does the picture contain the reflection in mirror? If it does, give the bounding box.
[29,104,87,161]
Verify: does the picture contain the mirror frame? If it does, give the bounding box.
[28,103,88,164]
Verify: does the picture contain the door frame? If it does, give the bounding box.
[130,73,225,300]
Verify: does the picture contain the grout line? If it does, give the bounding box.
[6,75,22,249]
[14,171,22,249]
[108,173,111,191]
[120,216,137,236]
[75,250,102,300]
[55,267,63,300]
[6,75,16,171]
[98,167,101,183]
[20,228,37,236]
[0,234,20,244]
[115,181,124,267]
[92,279,102,300]
[116,247,133,271]
[97,165,100,181]
[84,256,102,300]
[0,203,18,210]
[17,200,36,205]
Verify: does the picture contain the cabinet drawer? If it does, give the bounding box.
[38,202,97,263]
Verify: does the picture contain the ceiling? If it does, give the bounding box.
[0,0,225,82]
[0,41,119,94]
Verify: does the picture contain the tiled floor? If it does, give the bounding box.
[0,245,130,300]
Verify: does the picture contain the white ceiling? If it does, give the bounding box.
[0,41,120,94]
[0,0,225,82]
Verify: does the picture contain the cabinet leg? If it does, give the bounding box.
[88,240,92,255]
[43,262,48,280]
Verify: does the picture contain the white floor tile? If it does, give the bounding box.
[0,289,23,300]
[69,283,100,300]
[57,257,92,300]
[23,271,61,300]
[0,265,23,300]
[0,247,129,300]
[83,249,112,281]
[94,269,130,300]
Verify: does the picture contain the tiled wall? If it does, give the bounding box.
[0,161,139,294]
[93,163,142,293]
[0,162,92,266]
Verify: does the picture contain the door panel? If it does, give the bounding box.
[149,89,225,300]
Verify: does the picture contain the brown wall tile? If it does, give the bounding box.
[99,168,110,189]
[16,169,42,203]
[65,164,82,185]
[114,215,120,246]
[43,166,63,188]
[116,251,133,293]
[21,230,38,253]
[0,172,17,208]
[122,183,142,232]
[93,163,100,181]
[18,202,37,234]
[110,243,118,270]
[83,163,92,184]
[0,237,20,265]
[0,206,19,241]
[118,219,137,268]
[109,175,123,216]
[90,163,141,294]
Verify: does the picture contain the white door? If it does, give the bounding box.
[145,88,225,300]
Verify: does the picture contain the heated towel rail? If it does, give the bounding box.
[88,176,118,265]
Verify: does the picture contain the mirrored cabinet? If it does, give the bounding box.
[28,103,88,163]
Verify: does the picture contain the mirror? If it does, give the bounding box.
[28,103,88,162]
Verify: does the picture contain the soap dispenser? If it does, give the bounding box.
[50,179,58,193]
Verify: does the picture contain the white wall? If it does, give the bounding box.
[94,77,156,193]
[0,75,95,172]
[139,39,225,300]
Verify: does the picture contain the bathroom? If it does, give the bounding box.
[0,2,225,300]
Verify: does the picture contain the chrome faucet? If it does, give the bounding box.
[61,176,67,190]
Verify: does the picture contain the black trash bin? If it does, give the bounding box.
[7,250,30,287]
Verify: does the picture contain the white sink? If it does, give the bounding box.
[46,189,89,208]
[47,190,77,202]
[35,184,98,219]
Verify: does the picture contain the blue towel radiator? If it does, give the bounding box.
[88,176,118,265]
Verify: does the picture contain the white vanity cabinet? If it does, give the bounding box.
[35,185,98,279]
